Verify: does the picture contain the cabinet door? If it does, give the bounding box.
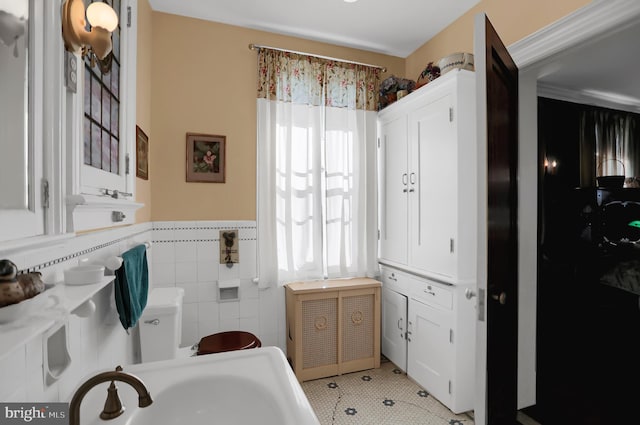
[381,287,407,371]
[342,292,375,364]
[379,115,408,265]
[408,94,457,277]
[407,298,453,405]
[301,297,338,370]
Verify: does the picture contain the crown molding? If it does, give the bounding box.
[509,0,640,69]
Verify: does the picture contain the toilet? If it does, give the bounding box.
[196,331,261,355]
[139,287,261,362]
[139,287,185,362]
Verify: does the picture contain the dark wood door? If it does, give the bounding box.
[481,15,520,425]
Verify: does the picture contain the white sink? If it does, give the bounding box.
[78,347,319,425]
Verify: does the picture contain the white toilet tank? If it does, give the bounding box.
[140,287,184,362]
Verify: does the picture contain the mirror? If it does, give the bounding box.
[0,0,29,210]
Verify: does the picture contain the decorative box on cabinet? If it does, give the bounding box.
[285,278,381,382]
[378,69,477,284]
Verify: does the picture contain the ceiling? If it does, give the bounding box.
[537,19,640,111]
[147,0,481,58]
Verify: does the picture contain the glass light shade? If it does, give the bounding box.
[86,2,118,32]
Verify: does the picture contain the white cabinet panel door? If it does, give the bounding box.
[408,94,457,277]
[379,115,408,265]
[381,287,407,371]
[408,297,453,406]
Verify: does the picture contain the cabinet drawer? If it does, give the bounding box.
[380,265,409,295]
[411,280,452,310]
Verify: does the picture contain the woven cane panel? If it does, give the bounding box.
[302,298,338,369]
[342,294,374,362]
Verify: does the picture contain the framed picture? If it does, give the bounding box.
[136,125,149,180]
[186,133,226,183]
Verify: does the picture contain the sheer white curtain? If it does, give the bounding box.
[581,108,640,184]
[256,49,379,288]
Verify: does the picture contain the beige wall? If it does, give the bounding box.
[149,13,404,221]
[405,0,590,82]
[143,0,589,222]
[135,0,153,222]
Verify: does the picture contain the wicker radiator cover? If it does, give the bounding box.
[285,278,381,381]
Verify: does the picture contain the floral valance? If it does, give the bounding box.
[256,48,380,111]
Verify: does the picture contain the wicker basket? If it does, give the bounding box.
[438,53,474,75]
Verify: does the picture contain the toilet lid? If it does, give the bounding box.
[197,331,261,355]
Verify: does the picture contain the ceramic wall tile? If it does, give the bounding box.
[239,317,260,335]
[197,261,218,282]
[197,281,218,302]
[152,242,174,264]
[238,239,257,279]
[240,278,259,299]
[183,303,198,323]
[0,346,26,400]
[181,321,198,348]
[195,241,217,262]
[218,263,240,281]
[152,262,176,286]
[174,241,197,263]
[219,301,240,319]
[240,298,260,318]
[197,301,220,334]
[175,261,197,283]
[219,317,240,332]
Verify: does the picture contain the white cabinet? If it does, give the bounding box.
[381,286,407,371]
[378,70,477,284]
[378,114,408,265]
[408,296,453,405]
[380,265,475,414]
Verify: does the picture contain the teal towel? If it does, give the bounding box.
[114,245,149,331]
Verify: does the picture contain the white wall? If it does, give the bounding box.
[0,224,152,403]
[150,221,281,350]
[0,220,285,404]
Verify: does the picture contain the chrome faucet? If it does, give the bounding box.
[69,365,153,425]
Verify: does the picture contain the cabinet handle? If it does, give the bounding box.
[424,289,436,296]
[397,318,403,331]
[409,172,416,184]
[388,274,397,282]
[402,173,408,192]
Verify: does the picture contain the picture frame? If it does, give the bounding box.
[136,125,149,180]
[186,133,226,183]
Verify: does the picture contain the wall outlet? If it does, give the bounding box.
[64,51,77,93]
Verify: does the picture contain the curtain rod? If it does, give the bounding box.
[248,43,387,73]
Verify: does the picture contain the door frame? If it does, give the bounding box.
[475,1,640,423]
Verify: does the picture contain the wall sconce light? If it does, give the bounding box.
[61,0,118,72]
[544,157,558,174]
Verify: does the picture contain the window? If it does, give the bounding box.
[67,0,140,232]
[77,0,136,198]
[256,49,380,287]
[83,0,121,175]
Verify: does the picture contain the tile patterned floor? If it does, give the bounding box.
[300,359,474,425]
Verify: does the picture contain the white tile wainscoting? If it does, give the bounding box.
[150,221,281,349]
[0,223,152,403]
[0,220,285,404]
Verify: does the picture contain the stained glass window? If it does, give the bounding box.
[83,0,120,174]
